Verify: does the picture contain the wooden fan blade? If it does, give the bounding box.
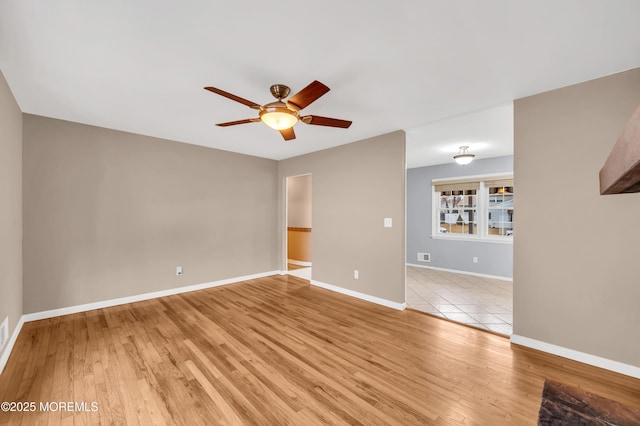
[279,127,296,141]
[301,115,352,128]
[286,80,330,110]
[204,87,261,109]
[216,118,260,127]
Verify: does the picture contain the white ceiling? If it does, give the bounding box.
[1,1,639,161]
[406,102,513,168]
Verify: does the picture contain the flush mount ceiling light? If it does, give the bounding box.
[453,146,475,165]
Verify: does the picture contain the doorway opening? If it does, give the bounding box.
[286,174,312,281]
[404,103,514,336]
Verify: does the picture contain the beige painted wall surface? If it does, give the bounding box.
[514,68,640,366]
[287,174,312,228]
[23,115,278,314]
[0,71,22,363]
[279,131,406,304]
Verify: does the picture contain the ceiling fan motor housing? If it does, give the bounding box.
[270,84,291,100]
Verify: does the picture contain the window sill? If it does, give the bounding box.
[430,234,513,244]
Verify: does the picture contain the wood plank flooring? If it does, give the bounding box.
[1,274,639,425]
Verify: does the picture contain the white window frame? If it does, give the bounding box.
[431,172,513,244]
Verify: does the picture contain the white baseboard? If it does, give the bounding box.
[311,280,406,311]
[510,334,640,379]
[9,271,636,382]
[0,316,25,375]
[406,263,513,282]
[22,270,280,323]
[287,259,312,267]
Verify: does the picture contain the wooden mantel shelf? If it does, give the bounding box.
[600,103,640,194]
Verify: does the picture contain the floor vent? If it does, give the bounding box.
[417,253,431,263]
[0,317,8,352]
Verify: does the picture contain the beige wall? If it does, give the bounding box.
[514,68,640,366]
[279,131,406,303]
[0,71,22,364]
[23,115,278,314]
[287,174,312,228]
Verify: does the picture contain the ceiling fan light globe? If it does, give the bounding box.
[259,102,299,130]
[261,111,298,130]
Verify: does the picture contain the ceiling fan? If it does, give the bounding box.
[204,80,352,141]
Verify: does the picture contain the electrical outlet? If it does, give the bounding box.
[354,270,359,280]
[473,257,478,264]
[176,266,183,276]
[0,317,8,352]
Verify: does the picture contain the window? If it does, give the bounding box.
[438,188,478,235]
[433,175,513,242]
[486,179,514,237]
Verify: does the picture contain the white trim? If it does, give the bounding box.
[0,316,7,352]
[0,316,25,375]
[510,334,640,380]
[432,171,513,183]
[311,280,406,311]
[287,259,312,267]
[22,271,280,323]
[406,262,513,281]
[430,234,513,244]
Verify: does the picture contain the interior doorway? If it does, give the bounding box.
[404,103,514,335]
[286,174,312,281]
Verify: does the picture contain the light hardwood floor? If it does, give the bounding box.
[1,275,638,425]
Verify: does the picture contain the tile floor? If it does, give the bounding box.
[406,266,513,335]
